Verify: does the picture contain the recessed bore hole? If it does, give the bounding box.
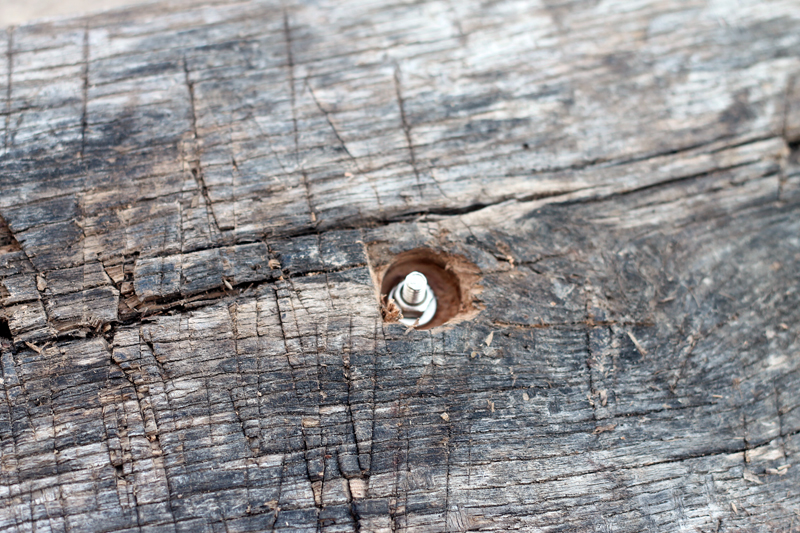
[373,247,481,330]
[789,140,800,164]
[0,318,12,340]
[0,215,21,252]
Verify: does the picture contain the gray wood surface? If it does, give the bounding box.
[1,0,800,531]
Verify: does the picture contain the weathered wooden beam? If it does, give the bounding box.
[1,0,799,531]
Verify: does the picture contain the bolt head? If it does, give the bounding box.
[404,271,427,293]
[388,274,437,327]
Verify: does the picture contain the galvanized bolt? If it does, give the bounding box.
[401,271,427,305]
[388,271,437,327]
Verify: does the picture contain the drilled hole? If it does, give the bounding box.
[789,140,800,164]
[370,247,481,330]
[0,215,21,253]
[0,318,12,340]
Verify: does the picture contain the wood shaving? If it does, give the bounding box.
[766,465,790,475]
[403,317,421,334]
[25,342,43,354]
[627,331,647,356]
[381,296,402,323]
[742,470,763,484]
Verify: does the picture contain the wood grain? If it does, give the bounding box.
[1,0,799,531]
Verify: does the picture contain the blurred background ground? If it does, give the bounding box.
[1,0,153,26]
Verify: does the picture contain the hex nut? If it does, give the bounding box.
[388,272,437,327]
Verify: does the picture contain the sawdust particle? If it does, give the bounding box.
[593,423,616,434]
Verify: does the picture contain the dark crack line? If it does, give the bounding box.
[532,132,748,174]
[401,405,411,531]
[108,365,144,527]
[272,286,323,524]
[5,136,785,260]
[344,318,362,470]
[585,330,599,428]
[393,66,422,197]
[140,331,168,384]
[305,76,384,212]
[183,55,221,233]
[339,323,362,525]
[283,11,316,227]
[130,262,360,319]
[248,111,293,177]
[129,331,181,526]
[393,66,449,201]
[493,319,653,330]
[11,257,368,348]
[269,454,286,532]
[528,161,766,213]
[79,26,89,158]
[366,318,382,477]
[458,431,800,490]
[105,340,175,526]
[774,379,788,461]
[443,423,452,533]
[779,75,797,201]
[150,125,774,192]
[305,78,355,161]
[0,350,23,527]
[228,303,256,456]
[3,27,12,154]
[781,75,795,142]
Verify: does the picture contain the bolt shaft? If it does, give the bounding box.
[401,271,427,305]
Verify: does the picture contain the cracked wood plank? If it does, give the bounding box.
[1,0,800,531]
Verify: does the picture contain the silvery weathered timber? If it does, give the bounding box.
[1,0,800,531]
